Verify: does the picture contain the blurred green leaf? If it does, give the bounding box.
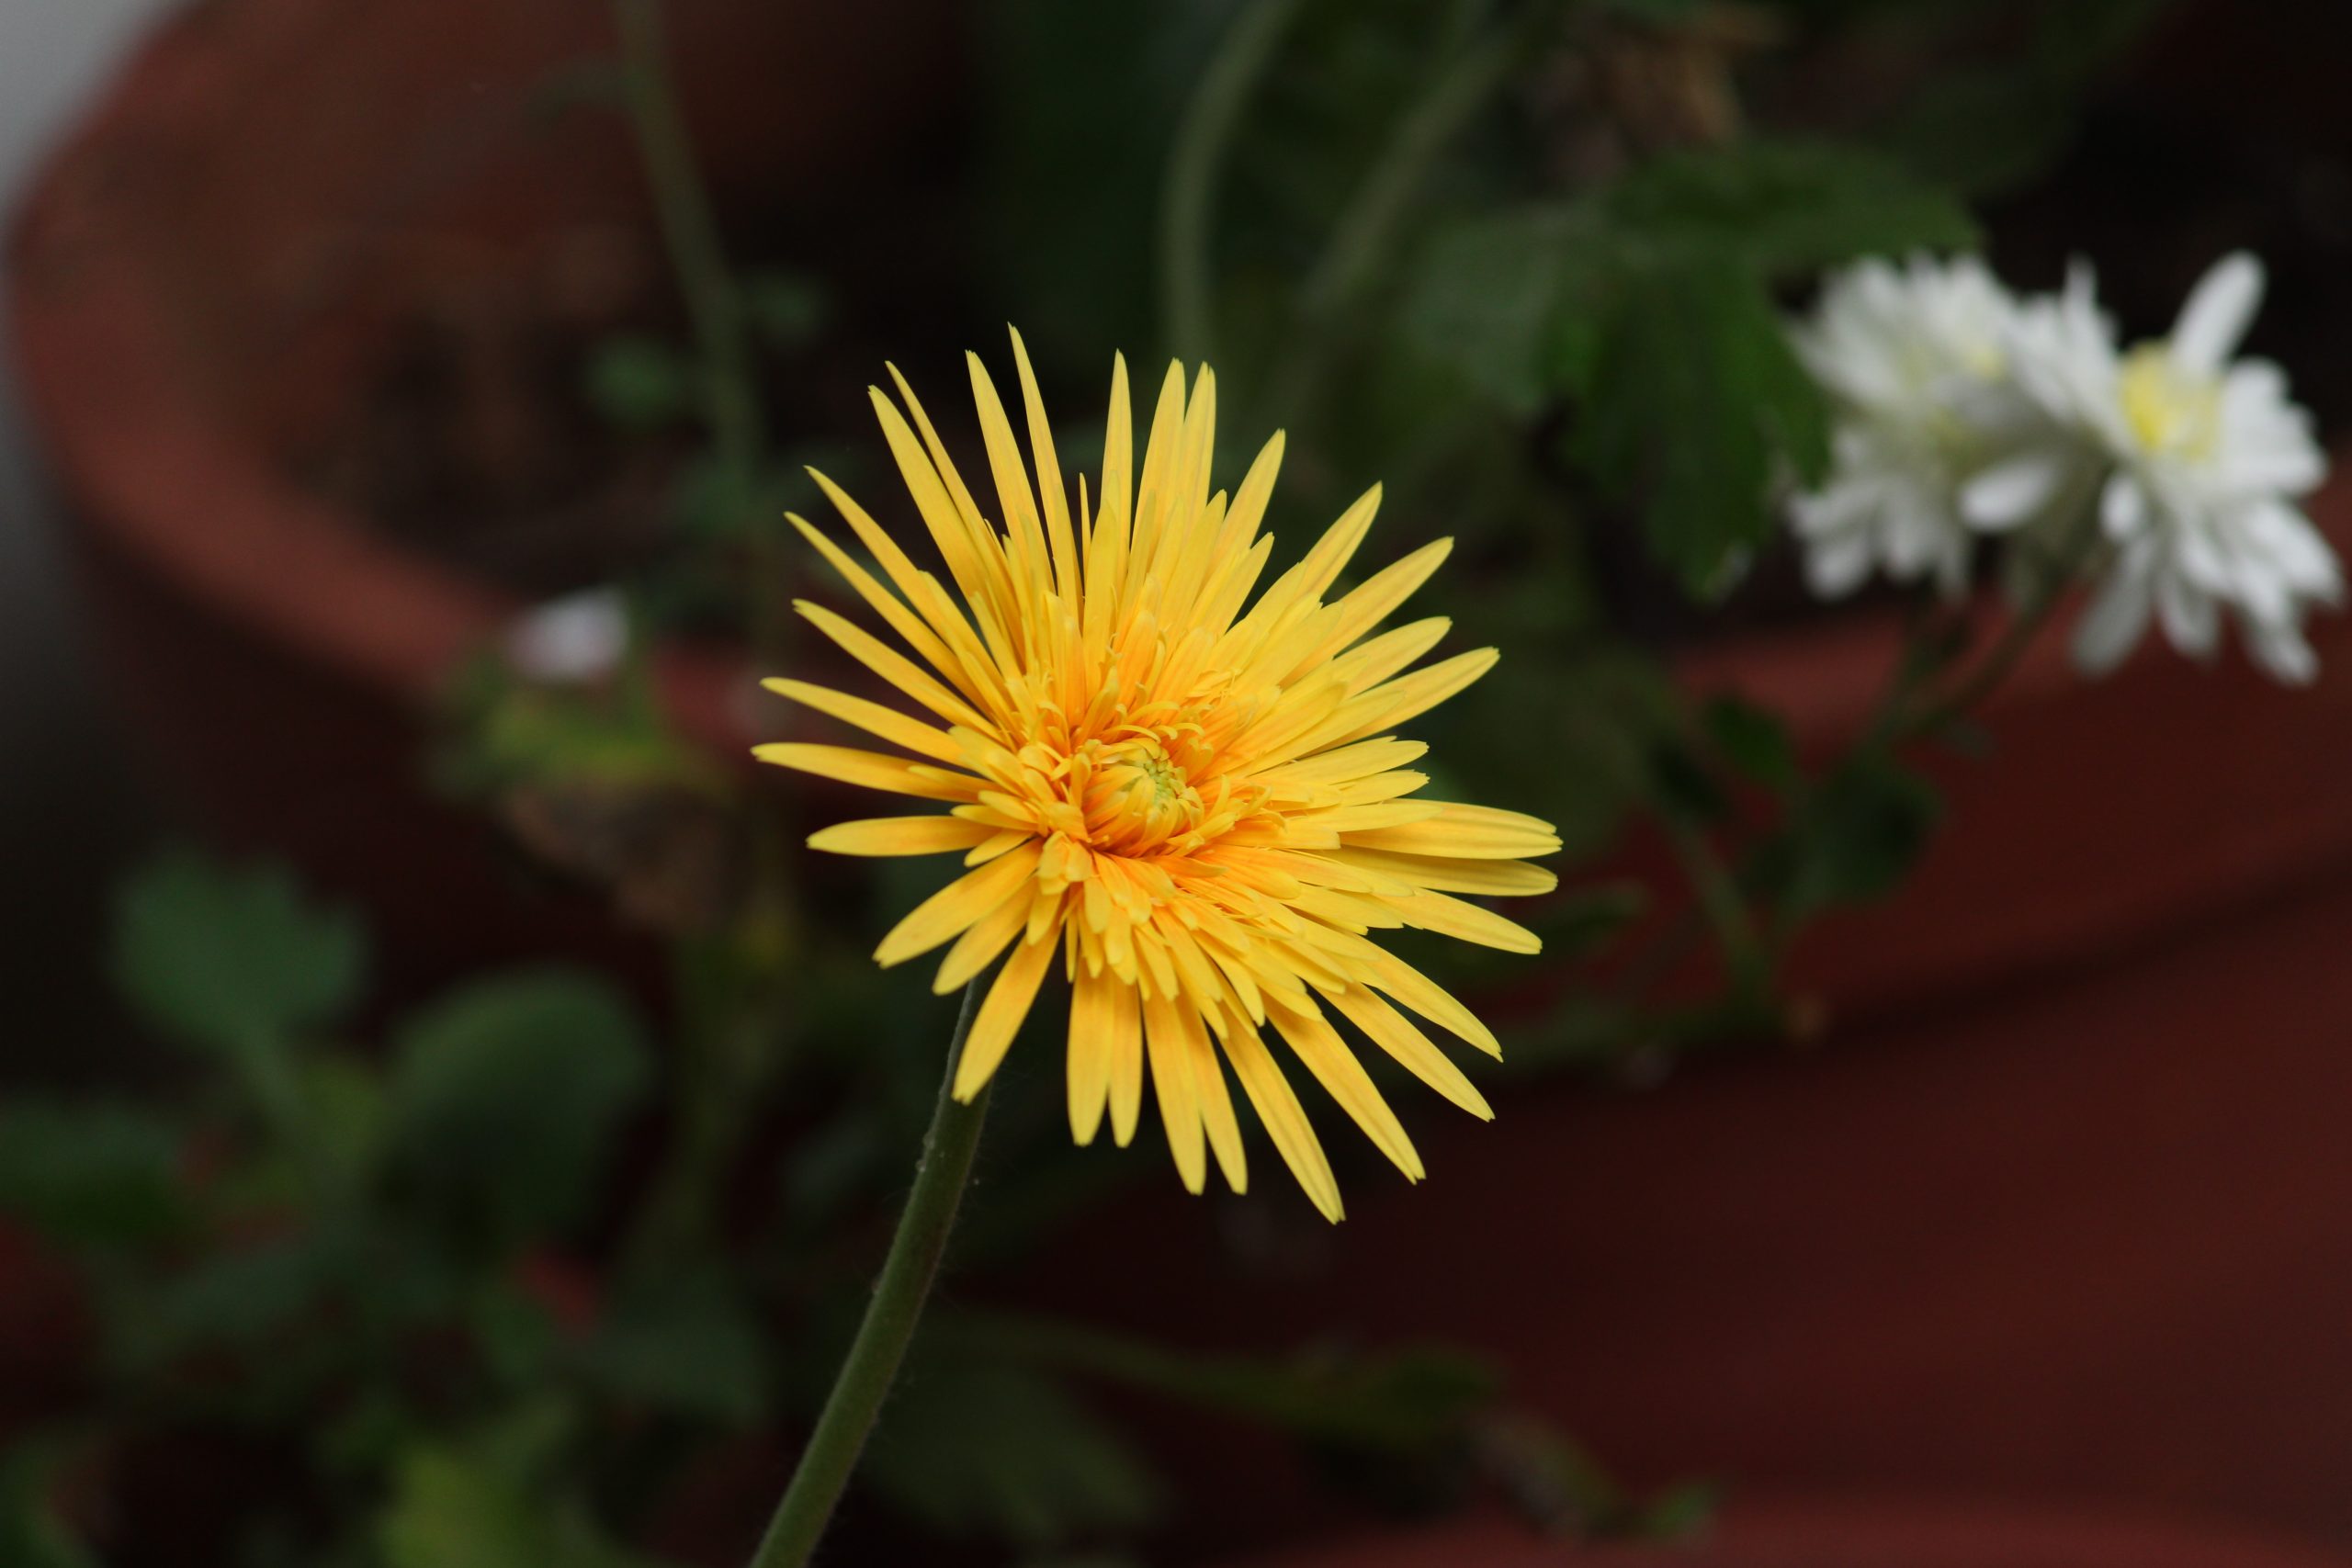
[1399,206,1604,417]
[1755,753,1943,922]
[0,1100,185,1246]
[377,1443,653,1568]
[1600,140,1979,281]
[741,268,829,350]
[584,336,694,431]
[113,853,365,1062]
[1702,695,1799,794]
[1569,253,1829,599]
[120,1233,334,1371]
[386,972,651,1246]
[865,1360,1163,1549]
[580,1269,770,1426]
[0,1440,97,1568]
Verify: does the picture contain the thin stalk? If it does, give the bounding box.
[1158,0,1310,363]
[1261,5,1546,429]
[747,981,991,1568]
[1655,811,1771,1005]
[609,0,784,657]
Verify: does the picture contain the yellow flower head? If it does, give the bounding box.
[759,332,1560,1220]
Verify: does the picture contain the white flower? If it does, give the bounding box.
[1980,254,2337,683]
[507,588,629,683]
[1787,254,2052,598]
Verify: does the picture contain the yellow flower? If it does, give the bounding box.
[758,333,1559,1220]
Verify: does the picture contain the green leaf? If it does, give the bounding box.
[1600,140,1979,281]
[1757,754,1943,922]
[584,336,694,430]
[865,1361,1163,1549]
[0,1099,186,1246]
[385,971,651,1246]
[579,1269,771,1426]
[1569,254,1829,599]
[113,852,366,1061]
[741,268,829,350]
[0,1440,98,1568]
[376,1443,652,1568]
[1702,695,1799,794]
[1398,206,1605,417]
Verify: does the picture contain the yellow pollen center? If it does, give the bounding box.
[1083,737,1207,854]
[2119,345,2221,459]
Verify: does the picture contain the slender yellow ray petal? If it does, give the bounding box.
[1268,995,1422,1181]
[954,930,1058,1101]
[763,678,965,764]
[1175,997,1247,1193]
[1317,648,1499,752]
[1105,975,1144,1147]
[1385,890,1543,953]
[933,885,1037,994]
[875,842,1042,968]
[1366,950,1501,1058]
[795,601,996,734]
[753,743,978,803]
[1069,962,1117,1145]
[807,816,997,857]
[1219,1018,1343,1223]
[1252,738,1430,789]
[1342,802,1561,860]
[1325,848,1559,897]
[1323,985,1493,1121]
[1281,536,1453,682]
[1142,991,1207,1194]
[785,513,981,705]
[868,385,1004,619]
[1009,327,1080,595]
[967,352,1052,594]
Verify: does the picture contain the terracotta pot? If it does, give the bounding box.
[1222,1498,2352,1568]
[8,0,956,998]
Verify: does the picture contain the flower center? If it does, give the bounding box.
[1082,735,1207,854]
[2119,345,2222,460]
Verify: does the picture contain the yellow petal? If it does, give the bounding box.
[1325,848,1559,897]
[1219,1016,1343,1223]
[1268,995,1423,1181]
[1384,889,1543,953]
[875,842,1042,967]
[1068,963,1117,1145]
[1322,985,1492,1121]
[807,816,997,857]
[953,930,1060,1101]
[1342,801,1560,860]
[763,678,965,764]
[753,743,978,803]
[1142,990,1207,1194]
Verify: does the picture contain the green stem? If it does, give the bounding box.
[747,981,991,1568]
[609,0,784,657]
[1656,811,1771,1004]
[1158,0,1309,363]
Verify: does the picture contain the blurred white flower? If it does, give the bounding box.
[507,588,629,683]
[1979,254,2337,683]
[1788,254,2051,597]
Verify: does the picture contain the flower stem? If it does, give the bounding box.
[1158,0,1309,363]
[608,0,784,658]
[747,980,991,1568]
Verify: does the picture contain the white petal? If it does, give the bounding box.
[2099,470,2147,540]
[2171,252,2264,375]
[1961,451,2071,529]
[2156,572,2219,657]
[2246,615,2319,684]
[1802,529,1873,598]
[2073,559,2155,675]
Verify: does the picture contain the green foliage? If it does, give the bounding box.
[579,1269,771,1426]
[585,336,695,431]
[0,1100,185,1246]
[385,971,652,1247]
[741,268,829,350]
[865,1360,1164,1549]
[113,853,365,1062]
[1754,752,1943,923]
